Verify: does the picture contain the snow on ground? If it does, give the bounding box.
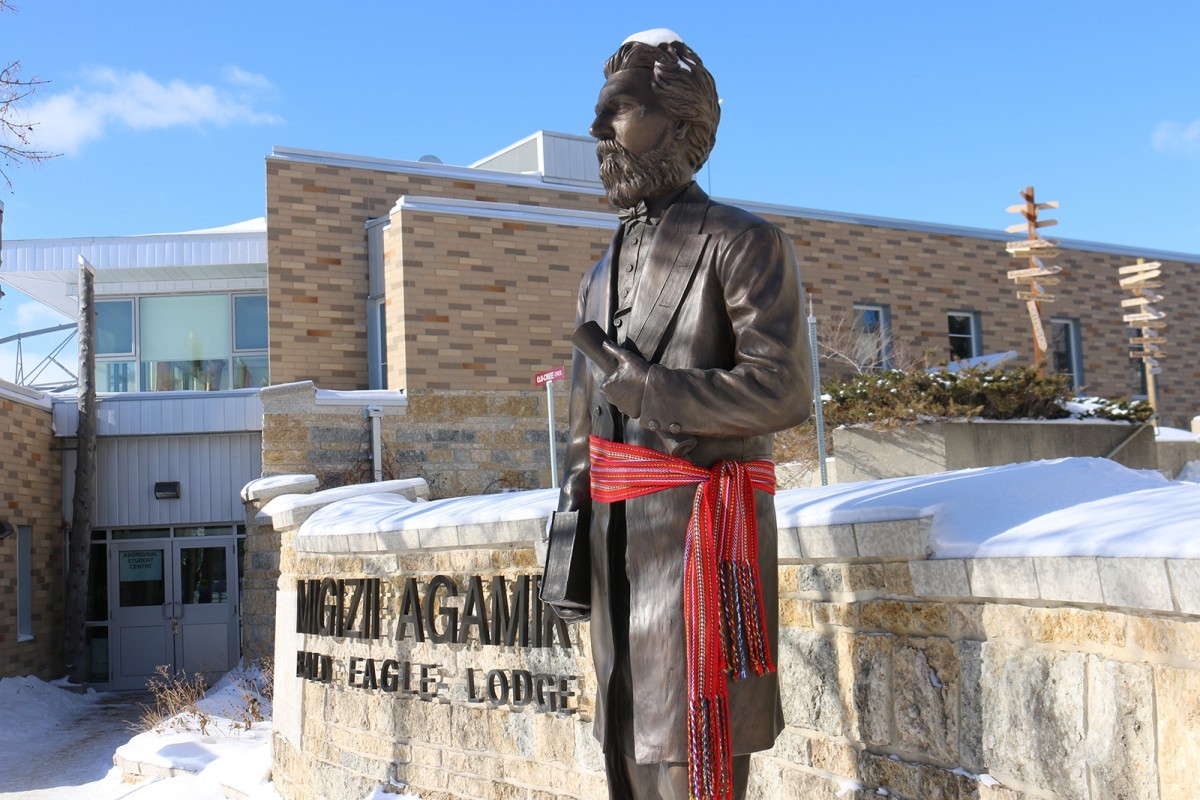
[0,670,418,800]
[775,457,1200,559]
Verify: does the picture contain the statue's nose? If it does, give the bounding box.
[590,114,612,141]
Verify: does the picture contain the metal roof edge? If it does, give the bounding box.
[269,146,1200,263]
[5,229,266,248]
[722,198,1200,262]
[0,378,52,411]
[49,387,263,405]
[390,195,616,229]
[269,145,606,196]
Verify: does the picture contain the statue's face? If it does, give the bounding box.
[590,69,673,156]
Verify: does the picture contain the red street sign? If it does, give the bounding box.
[535,366,566,385]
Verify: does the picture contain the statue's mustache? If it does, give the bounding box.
[596,140,624,161]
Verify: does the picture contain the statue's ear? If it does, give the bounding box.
[674,120,690,140]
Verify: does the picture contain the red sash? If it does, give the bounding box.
[589,435,776,800]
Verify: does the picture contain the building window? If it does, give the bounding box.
[947,311,982,361]
[368,298,388,390]
[1050,317,1084,391]
[18,525,32,641]
[852,303,893,370]
[88,293,269,393]
[96,300,134,355]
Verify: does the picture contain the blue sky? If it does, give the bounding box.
[2,1,1199,381]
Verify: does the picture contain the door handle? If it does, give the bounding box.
[161,602,172,621]
[175,601,185,620]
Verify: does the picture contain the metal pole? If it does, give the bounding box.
[1146,364,1160,435]
[808,300,828,486]
[546,380,558,488]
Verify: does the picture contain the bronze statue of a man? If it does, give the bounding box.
[549,29,811,800]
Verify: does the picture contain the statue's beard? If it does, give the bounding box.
[597,139,693,210]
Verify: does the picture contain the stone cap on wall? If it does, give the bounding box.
[908,555,1200,614]
[260,380,408,415]
[241,473,319,504]
[260,478,430,531]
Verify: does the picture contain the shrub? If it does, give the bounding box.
[823,365,1083,427]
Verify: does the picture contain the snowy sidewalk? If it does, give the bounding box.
[0,683,146,799]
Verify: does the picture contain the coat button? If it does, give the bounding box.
[595,405,603,416]
[669,422,682,434]
[646,420,660,431]
[614,318,623,327]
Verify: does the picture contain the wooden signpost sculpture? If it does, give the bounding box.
[1004,186,1061,374]
[1119,257,1166,428]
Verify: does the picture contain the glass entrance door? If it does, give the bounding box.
[174,542,237,677]
[110,541,172,690]
[109,538,238,690]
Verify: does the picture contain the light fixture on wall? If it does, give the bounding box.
[0,521,13,540]
[154,482,181,500]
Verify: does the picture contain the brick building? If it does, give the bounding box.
[267,131,1200,426]
[0,379,63,680]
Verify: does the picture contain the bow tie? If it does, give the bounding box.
[617,202,659,227]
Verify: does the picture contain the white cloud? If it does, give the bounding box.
[1151,119,1200,156]
[20,65,283,155]
[221,66,275,91]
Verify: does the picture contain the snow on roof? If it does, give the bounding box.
[175,218,266,235]
[776,457,1200,559]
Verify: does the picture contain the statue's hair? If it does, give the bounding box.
[603,39,720,172]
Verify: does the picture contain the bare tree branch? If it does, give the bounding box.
[0,2,59,188]
[816,307,925,375]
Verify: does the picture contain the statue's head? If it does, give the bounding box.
[590,30,720,209]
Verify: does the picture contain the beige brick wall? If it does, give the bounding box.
[266,159,611,392]
[267,156,1200,425]
[386,208,607,393]
[0,397,63,679]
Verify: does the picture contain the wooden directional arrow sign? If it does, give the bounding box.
[1124,310,1165,323]
[1006,239,1059,257]
[1120,270,1162,286]
[1008,265,1062,280]
[1121,296,1154,307]
[1130,336,1168,345]
[1131,351,1167,360]
[1119,261,1163,274]
[1017,291,1056,301]
[1004,220,1058,234]
[1006,201,1059,213]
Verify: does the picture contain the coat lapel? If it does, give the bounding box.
[629,185,711,362]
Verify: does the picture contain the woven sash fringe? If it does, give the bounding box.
[589,436,775,800]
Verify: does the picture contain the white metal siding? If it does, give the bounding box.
[2,232,267,274]
[54,391,263,437]
[62,432,262,528]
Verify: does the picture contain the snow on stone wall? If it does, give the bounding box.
[262,486,1200,800]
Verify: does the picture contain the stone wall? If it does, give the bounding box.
[260,380,569,499]
[832,420,1160,483]
[0,387,64,679]
[268,495,1200,800]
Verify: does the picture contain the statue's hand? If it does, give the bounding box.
[598,341,649,418]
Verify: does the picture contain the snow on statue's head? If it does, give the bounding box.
[603,29,720,175]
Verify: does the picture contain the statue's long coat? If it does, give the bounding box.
[557,183,812,763]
